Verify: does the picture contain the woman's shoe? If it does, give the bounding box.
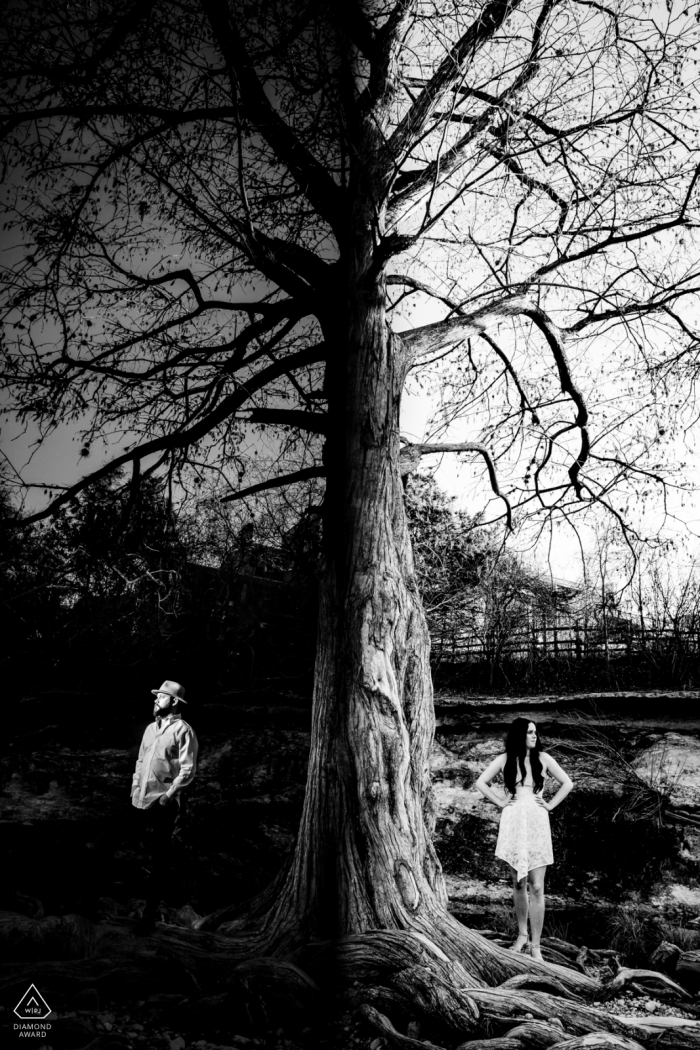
[529,943,543,961]
[509,932,528,952]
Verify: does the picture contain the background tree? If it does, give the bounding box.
[0,475,321,693]
[0,473,186,677]
[3,0,700,1033]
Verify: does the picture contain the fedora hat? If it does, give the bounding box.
[151,680,187,703]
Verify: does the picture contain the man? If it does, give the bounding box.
[131,679,198,932]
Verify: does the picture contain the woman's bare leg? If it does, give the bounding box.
[527,865,547,959]
[509,865,529,950]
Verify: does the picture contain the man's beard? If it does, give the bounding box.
[154,697,176,718]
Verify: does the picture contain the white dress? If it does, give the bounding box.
[495,768,553,881]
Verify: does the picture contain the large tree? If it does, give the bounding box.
[3,0,700,1040]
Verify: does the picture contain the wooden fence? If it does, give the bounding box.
[431,619,700,665]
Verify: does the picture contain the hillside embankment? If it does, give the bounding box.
[2,689,700,943]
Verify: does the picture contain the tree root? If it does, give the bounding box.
[453,1029,647,1050]
[468,990,700,1049]
[0,954,200,1001]
[498,973,585,1001]
[358,1003,446,1049]
[493,1020,568,1048]
[5,907,700,1050]
[599,967,692,1003]
[468,989,650,1041]
[332,931,480,1036]
[543,1037,646,1050]
[453,1040,522,1050]
[426,911,599,997]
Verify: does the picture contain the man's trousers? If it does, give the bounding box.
[134,800,179,918]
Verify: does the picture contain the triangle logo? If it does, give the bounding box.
[14,983,51,1020]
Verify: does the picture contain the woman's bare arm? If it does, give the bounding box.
[475,753,509,809]
[540,753,574,812]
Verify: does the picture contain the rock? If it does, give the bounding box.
[174,904,202,929]
[677,949,700,988]
[169,1038,186,1050]
[644,1001,658,1013]
[633,734,700,811]
[649,941,682,974]
[46,1017,96,1046]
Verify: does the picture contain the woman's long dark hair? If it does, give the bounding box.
[503,718,544,796]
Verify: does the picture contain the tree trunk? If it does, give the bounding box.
[198,155,595,1003]
[257,174,447,950]
[204,181,598,1006]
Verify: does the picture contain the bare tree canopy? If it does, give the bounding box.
[3,0,700,1039]
[2,0,699,530]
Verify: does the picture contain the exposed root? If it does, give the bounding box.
[498,973,586,1001]
[498,1020,569,1047]
[6,905,700,1050]
[599,967,692,1003]
[333,930,480,1036]
[359,1003,447,1049]
[545,1037,646,1050]
[453,1039,522,1050]
[454,1022,642,1050]
[423,910,599,997]
[468,989,651,1042]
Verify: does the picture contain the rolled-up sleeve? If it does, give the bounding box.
[165,725,198,798]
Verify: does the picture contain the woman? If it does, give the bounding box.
[475,717,573,961]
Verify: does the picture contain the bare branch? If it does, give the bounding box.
[523,306,590,497]
[13,343,326,526]
[389,0,558,223]
[201,0,344,233]
[400,441,513,530]
[388,0,525,164]
[236,408,329,434]
[401,296,531,362]
[220,466,325,503]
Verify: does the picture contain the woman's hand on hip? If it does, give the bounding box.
[535,796,551,811]
[500,797,515,809]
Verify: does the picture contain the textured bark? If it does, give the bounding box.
[499,1021,570,1048]
[359,1003,448,1050]
[545,1039,646,1050]
[600,968,691,1003]
[251,98,448,952]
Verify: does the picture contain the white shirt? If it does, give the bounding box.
[131,713,198,809]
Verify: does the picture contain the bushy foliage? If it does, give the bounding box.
[1,478,320,696]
